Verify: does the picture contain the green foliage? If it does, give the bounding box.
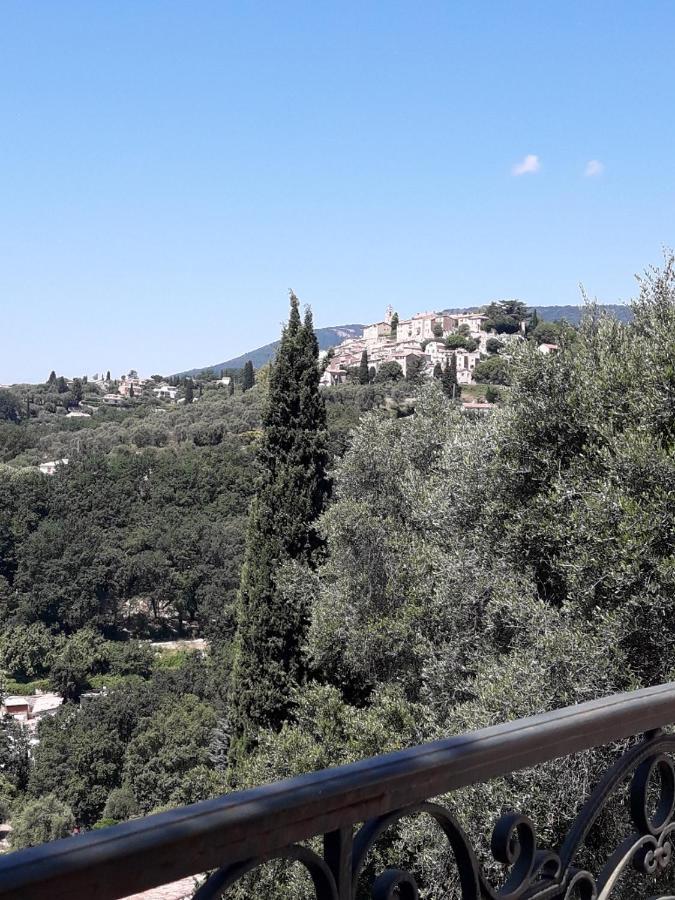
[102,785,139,822]
[531,320,562,344]
[473,354,510,384]
[0,390,22,424]
[242,360,255,392]
[48,629,106,702]
[105,640,155,678]
[2,677,50,695]
[0,773,18,822]
[0,622,57,681]
[440,356,459,399]
[358,349,370,385]
[10,794,75,849]
[30,703,125,824]
[482,299,529,334]
[0,402,257,639]
[404,355,425,384]
[373,361,404,383]
[123,696,218,813]
[445,332,477,350]
[485,337,504,354]
[0,713,30,791]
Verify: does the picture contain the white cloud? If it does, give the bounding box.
[584,159,604,177]
[512,154,541,176]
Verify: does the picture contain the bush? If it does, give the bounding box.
[103,786,139,822]
[473,355,510,385]
[0,390,22,424]
[485,337,504,354]
[3,678,50,696]
[48,629,106,701]
[373,362,404,383]
[531,321,562,345]
[0,774,17,822]
[92,817,118,830]
[105,641,155,678]
[10,794,75,848]
[445,333,478,351]
[0,623,57,681]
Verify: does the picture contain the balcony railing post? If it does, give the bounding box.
[324,826,353,900]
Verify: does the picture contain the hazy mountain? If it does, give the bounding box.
[179,324,364,377]
[442,304,633,325]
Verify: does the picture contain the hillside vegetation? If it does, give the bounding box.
[0,261,672,895]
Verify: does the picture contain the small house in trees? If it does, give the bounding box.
[2,697,30,721]
[102,393,124,406]
[118,374,147,397]
[152,384,179,401]
[320,366,348,387]
[38,458,69,476]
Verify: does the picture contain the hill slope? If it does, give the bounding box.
[178,325,364,377]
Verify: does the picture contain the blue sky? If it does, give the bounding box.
[1,1,674,382]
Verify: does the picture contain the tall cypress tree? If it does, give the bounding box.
[242,361,254,392]
[229,293,330,754]
[358,349,370,384]
[441,355,460,399]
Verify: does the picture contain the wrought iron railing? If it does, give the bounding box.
[1,683,675,899]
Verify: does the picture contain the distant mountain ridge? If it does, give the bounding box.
[178,324,364,377]
[442,304,633,326]
[180,305,633,376]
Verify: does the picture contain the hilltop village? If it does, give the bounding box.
[319,305,548,387]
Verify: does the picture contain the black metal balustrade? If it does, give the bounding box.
[1,683,675,899]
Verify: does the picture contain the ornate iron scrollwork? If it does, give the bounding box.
[198,731,675,899]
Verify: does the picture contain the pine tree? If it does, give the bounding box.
[433,362,442,379]
[242,361,254,392]
[106,370,111,382]
[358,349,369,384]
[228,379,235,397]
[129,383,134,399]
[229,292,330,754]
[47,371,56,386]
[184,379,194,404]
[390,311,399,338]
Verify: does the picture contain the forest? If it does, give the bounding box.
[0,260,674,900]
